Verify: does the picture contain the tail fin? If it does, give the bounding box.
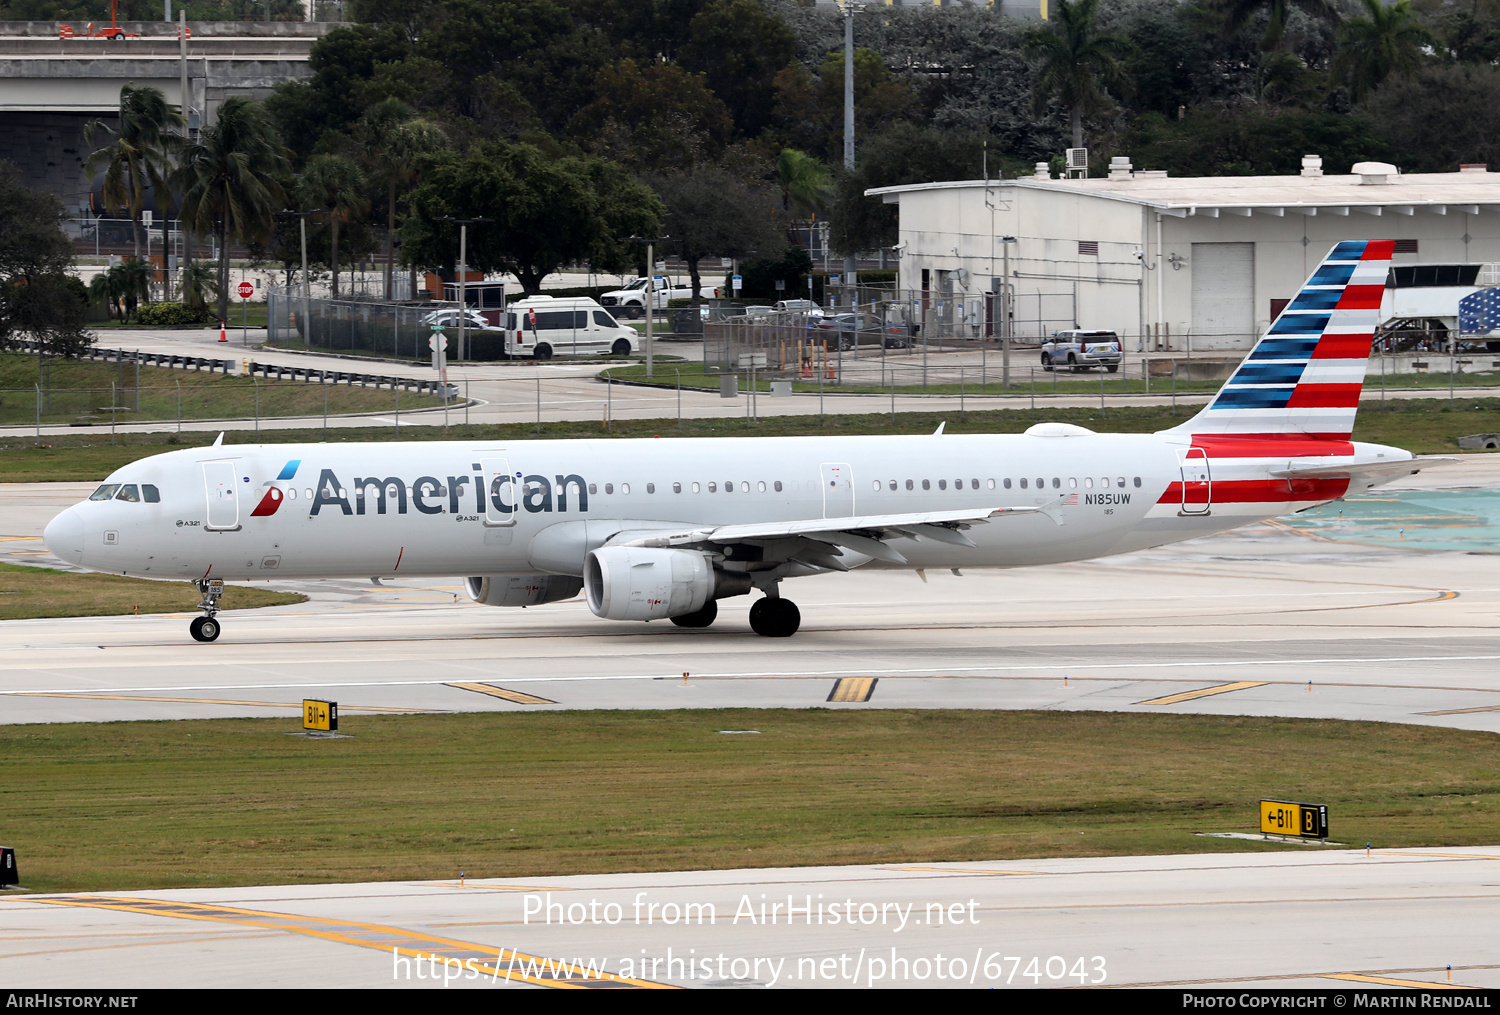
[1163,239,1393,440]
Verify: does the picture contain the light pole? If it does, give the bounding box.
[438,216,491,363]
[624,235,671,379]
[278,208,324,347]
[999,235,1016,389]
[842,0,860,300]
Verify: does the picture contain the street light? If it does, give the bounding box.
[277,207,325,347]
[437,216,491,364]
[622,234,671,379]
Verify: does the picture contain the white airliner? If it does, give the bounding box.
[45,240,1434,642]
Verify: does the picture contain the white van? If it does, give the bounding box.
[505,296,636,360]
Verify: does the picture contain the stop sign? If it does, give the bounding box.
[237,281,255,299]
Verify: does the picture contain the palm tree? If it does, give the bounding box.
[300,154,369,301]
[177,260,218,321]
[88,259,152,323]
[1022,0,1134,151]
[84,83,184,259]
[1216,0,1340,53]
[172,97,289,323]
[775,148,830,247]
[1332,0,1434,103]
[357,99,447,300]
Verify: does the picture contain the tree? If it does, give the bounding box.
[404,140,662,294]
[1332,0,1434,103]
[1215,0,1339,53]
[356,99,447,299]
[84,84,184,259]
[1363,64,1500,172]
[1022,0,1134,150]
[300,154,369,301]
[1127,105,1391,177]
[772,48,917,162]
[172,97,290,323]
[0,163,92,359]
[775,148,830,248]
[89,260,152,323]
[679,0,798,138]
[646,166,784,306]
[568,59,734,171]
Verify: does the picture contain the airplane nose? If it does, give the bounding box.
[43,508,85,565]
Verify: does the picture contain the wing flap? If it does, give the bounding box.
[613,505,1046,552]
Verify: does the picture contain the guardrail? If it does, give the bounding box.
[243,360,455,398]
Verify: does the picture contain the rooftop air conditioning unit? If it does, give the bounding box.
[1065,148,1088,179]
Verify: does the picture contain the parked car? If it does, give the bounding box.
[1041,330,1122,372]
[813,313,912,350]
[421,308,496,331]
[773,299,823,318]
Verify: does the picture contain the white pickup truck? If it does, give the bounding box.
[599,276,719,318]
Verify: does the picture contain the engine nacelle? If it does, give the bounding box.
[584,546,723,621]
[465,574,583,608]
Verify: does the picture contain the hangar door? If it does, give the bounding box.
[1190,242,1255,350]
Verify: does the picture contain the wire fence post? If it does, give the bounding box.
[110,381,116,445]
[1170,368,1177,416]
[891,374,895,423]
[676,369,681,430]
[34,382,40,444]
[536,376,541,434]
[395,385,400,433]
[176,381,181,433]
[465,378,470,430]
[960,367,965,422]
[253,376,259,434]
[607,376,612,433]
[1099,365,1105,417]
[323,380,328,440]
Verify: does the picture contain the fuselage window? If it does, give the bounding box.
[1019,478,1028,489]
[1134,477,1142,488]
[955,479,963,490]
[938,479,946,490]
[708,482,717,493]
[673,482,682,493]
[286,487,297,501]
[692,482,701,493]
[1052,478,1060,489]
[889,480,897,491]
[115,485,140,502]
[307,488,315,500]
[905,479,914,491]
[922,479,931,491]
[605,483,614,494]
[646,483,655,494]
[89,485,120,501]
[1117,477,1125,488]
[622,483,631,494]
[758,481,766,492]
[1085,477,1094,489]
[725,481,734,493]
[741,482,750,493]
[1100,477,1109,488]
[589,483,598,495]
[1069,477,1077,489]
[971,479,979,490]
[872,480,881,492]
[774,481,783,492]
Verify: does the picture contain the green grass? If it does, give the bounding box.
[0,562,304,620]
[3,710,1496,892]
[603,360,1500,397]
[0,353,443,428]
[3,398,1497,483]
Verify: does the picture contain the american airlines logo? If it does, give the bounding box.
[302,468,589,517]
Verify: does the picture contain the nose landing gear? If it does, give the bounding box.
[190,579,224,642]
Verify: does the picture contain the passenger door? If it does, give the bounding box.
[821,463,855,518]
[202,460,241,531]
[1178,448,1211,515]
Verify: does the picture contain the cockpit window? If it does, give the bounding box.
[89,484,121,501]
[142,484,160,503]
[115,485,140,503]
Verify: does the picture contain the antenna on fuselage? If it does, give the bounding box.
[933,422,945,435]
[212,432,224,447]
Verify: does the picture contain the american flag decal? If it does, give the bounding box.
[1169,240,1394,441]
[1064,493,1079,506]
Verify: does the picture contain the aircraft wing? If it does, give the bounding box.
[611,504,1057,568]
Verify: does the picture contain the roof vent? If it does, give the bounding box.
[1301,154,1323,178]
[1352,161,1398,184]
[1108,156,1133,181]
[1035,161,1051,180]
[1137,169,1168,180]
[1461,164,1489,173]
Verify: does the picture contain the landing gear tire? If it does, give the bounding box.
[189,616,220,642]
[611,338,632,356]
[670,600,718,628]
[749,597,800,637]
[1041,352,1053,372]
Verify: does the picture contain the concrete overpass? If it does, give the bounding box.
[0,20,333,212]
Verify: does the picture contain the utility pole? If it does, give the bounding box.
[438,216,491,364]
[842,0,858,301]
[278,208,323,346]
[624,235,671,379]
[1000,235,1016,389]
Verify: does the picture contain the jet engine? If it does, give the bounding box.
[584,546,751,621]
[465,575,584,608]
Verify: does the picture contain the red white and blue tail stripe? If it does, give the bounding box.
[1166,240,1393,440]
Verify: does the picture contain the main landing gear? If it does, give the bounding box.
[748,596,800,638]
[669,600,718,629]
[190,579,223,642]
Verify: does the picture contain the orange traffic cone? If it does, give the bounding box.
[218,321,227,343]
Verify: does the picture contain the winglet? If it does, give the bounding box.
[933,422,945,435]
[213,432,224,447]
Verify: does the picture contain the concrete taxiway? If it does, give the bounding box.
[3,847,1499,989]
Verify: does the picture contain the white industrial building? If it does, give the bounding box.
[868,158,1500,351]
